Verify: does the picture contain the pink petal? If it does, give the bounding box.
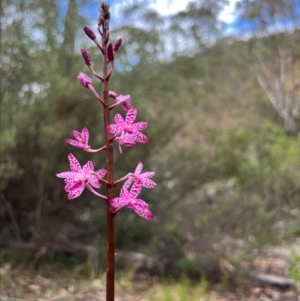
[96,169,107,179]
[73,130,84,142]
[130,200,154,219]
[65,179,83,192]
[88,174,101,189]
[125,107,137,124]
[107,124,121,135]
[122,101,131,112]
[56,171,76,179]
[134,132,148,143]
[110,197,129,210]
[81,127,89,142]
[134,162,143,175]
[66,139,86,149]
[120,185,131,198]
[115,114,124,125]
[123,178,133,191]
[115,95,130,111]
[68,185,85,200]
[141,178,157,188]
[68,153,82,172]
[83,160,94,173]
[132,122,147,131]
[119,134,136,146]
[130,182,142,198]
[141,171,155,178]
[116,95,130,103]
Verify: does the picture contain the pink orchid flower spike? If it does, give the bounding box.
[124,161,156,190]
[107,107,148,137]
[66,127,90,151]
[57,153,106,200]
[110,184,154,219]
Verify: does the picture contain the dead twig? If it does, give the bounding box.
[251,272,294,289]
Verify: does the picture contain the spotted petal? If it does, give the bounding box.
[81,127,89,142]
[123,178,133,191]
[73,130,85,142]
[56,171,77,179]
[115,114,124,125]
[129,199,154,219]
[130,183,142,198]
[107,124,121,135]
[96,169,107,179]
[68,185,85,200]
[83,160,94,173]
[131,122,147,131]
[110,197,129,210]
[135,162,143,175]
[68,153,82,172]
[134,132,148,143]
[122,101,131,111]
[120,185,131,198]
[140,178,157,188]
[125,107,137,124]
[64,179,83,192]
[88,174,101,189]
[66,139,86,149]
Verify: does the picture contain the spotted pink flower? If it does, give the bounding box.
[108,92,130,111]
[107,107,147,137]
[57,153,106,200]
[115,95,131,111]
[66,127,90,150]
[110,184,153,219]
[115,133,136,154]
[115,132,148,153]
[124,161,156,190]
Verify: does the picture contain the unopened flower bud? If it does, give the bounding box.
[83,26,96,41]
[77,73,92,88]
[81,48,92,66]
[113,38,122,52]
[109,91,118,99]
[107,43,114,62]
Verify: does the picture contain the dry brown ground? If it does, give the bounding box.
[0,242,299,301]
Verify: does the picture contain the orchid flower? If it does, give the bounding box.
[66,127,90,150]
[110,184,153,219]
[124,161,156,190]
[107,107,147,137]
[57,153,106,200]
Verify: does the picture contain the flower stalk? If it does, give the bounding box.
[99,3,116,300]
[56,2,156,301]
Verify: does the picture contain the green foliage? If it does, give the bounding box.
[53,251,81,268]
[288,245,300,292]
[2,0,300,283]
[146,276,216,301]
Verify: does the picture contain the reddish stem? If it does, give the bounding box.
[101,22,115,301]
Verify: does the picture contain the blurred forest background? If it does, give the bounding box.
[1,0,300,294]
